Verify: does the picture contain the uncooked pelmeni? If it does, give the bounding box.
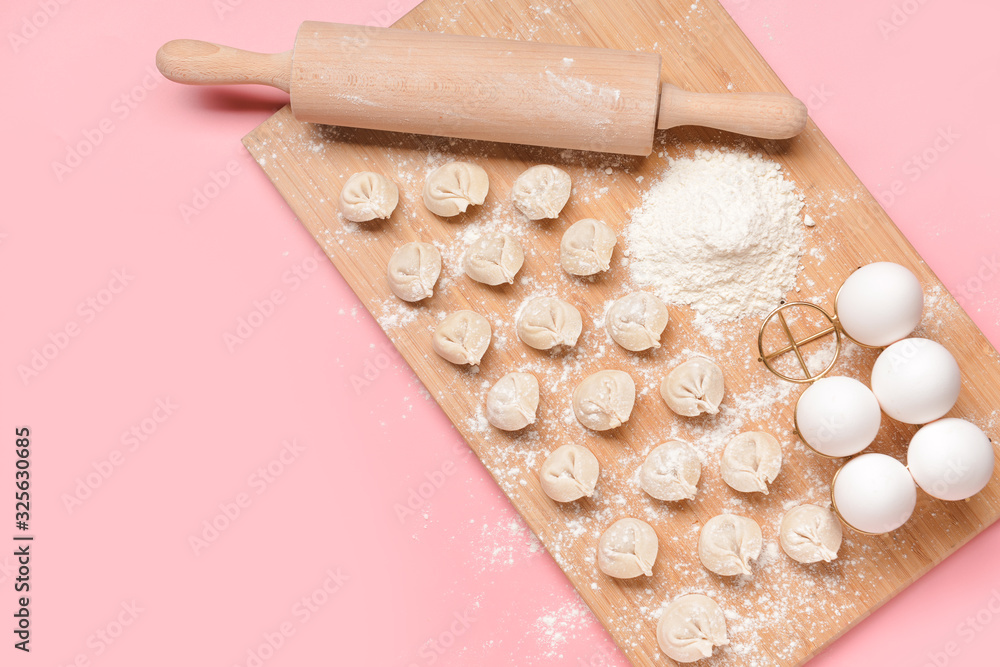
[516,297,583,350]
[572,370,635,431]
[640,441,701,501]
[539,444,600,502]
[386,242,441,302]
[779,504,843,564]
[660,358,725,417]
[560,218,617,276]
[698,514,762,576]
[339,171,399,222]
[422,161,490,217]
[432,311,492,366]
[720,431,782,495]
[511,164,572,220]
[605,292,670,352]
[485,372,539,431]
[597,518,658,578]
[656,594,729,663]
[463,232,524,285]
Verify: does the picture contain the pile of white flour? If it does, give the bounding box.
[626,149,805,322]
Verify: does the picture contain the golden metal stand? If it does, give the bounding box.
[758,281,882,384]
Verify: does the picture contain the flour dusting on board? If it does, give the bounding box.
[245,103,981,667]
[627,150,805,324]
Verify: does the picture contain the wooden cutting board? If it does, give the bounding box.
[241,0,1000,664]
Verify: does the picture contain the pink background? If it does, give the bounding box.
[4,0,999,665]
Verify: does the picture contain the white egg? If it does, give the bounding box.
[836,262,923,347]
[832,453,916,534]
[795,377,881,457]
[908,418,995,501]
[871,338,961,424]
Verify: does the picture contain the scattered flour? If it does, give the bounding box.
[250,109,971,667]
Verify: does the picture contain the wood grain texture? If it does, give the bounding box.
[242,1,1000,665]
[291,21,662,155]
[156,40,292,92]
[657,84,807,140]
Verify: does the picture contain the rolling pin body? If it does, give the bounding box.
[291,22,660,155]
[156,22,807,155]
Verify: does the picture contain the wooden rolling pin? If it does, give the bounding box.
[156,21,807,156]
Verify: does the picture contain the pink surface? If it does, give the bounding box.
[4,0,999,665]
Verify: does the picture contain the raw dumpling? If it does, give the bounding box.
[339,171,399,222]
[697,514,762,577]
[720,431,783,495]
[432,311,492,366]
[780,504,843,564]
[572,370,635,431]
[463,232,524,285]
[516,297,583,350]
[660,358,725,417]
[640,441,701,501]
[656,594,729,663]
[485,372,539,431]
[422,161,489,217]
[598,518,658,578]
[539,444,599,502]
[560,218,617,276]
[511,164,572,220]
[386,242,441,302]
[606,292,670,352]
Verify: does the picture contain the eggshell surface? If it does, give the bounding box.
[908,418,995,501]
[871,338,961,424]
[832,453,916,534]
[836,262,923,347]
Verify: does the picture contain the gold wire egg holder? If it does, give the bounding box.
[756,282,880,384]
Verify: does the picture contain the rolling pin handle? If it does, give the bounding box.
[657,83,808,140]
[155,39,293,94]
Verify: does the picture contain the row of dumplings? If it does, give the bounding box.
[386,214,618,305]
[481,358,726,434]
[540,432,789,505]
[339,161,576,222]
[431,293,670,374]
